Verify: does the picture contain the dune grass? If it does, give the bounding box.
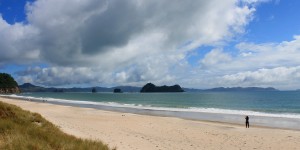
[0,101,113,150]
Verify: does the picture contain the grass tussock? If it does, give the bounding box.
[0,101,113,150]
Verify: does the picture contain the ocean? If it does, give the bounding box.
[4,91,300,130]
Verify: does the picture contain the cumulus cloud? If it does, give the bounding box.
[1,0,262,87]
[221,66,300,89]
[201,49,232,68]
[188,35,300,89]
[23,0,256,66]
[0,16,39,65]
[235,35,300,69]
[16,66,108,86]
[16,53,185,86]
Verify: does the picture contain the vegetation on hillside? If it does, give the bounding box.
[0,73,18,88]
[0,101,113,150]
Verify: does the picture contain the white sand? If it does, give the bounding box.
[1,97,300,150]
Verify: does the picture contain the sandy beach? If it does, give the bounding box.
[1,97,300,150]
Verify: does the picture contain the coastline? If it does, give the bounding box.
[1,96,300,150]
[2,94,300,130]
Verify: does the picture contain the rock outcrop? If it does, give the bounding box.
[0,87,20,94]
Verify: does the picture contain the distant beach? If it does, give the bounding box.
[1,96,300,150]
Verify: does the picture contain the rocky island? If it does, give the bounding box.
[0,73,20,94]
[113,88,122,93]
[140,83,184,93]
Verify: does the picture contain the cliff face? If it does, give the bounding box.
[0,73,20,94]
[0,87,21,94]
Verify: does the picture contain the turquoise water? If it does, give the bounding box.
[4,91,300,129]
[18,91,300,114]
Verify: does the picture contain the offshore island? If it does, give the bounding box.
[140,83,184,92]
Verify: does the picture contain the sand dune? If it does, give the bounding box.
[1,97,300,150]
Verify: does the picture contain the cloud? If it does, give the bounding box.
[186,35,300,89]
[2,0,256,64]
[1,0,262,86]
[16,66,107,86]
[235,35,300,68]
[221,66,300,89]
[201,49,232,68]
[0,16,39,65]
[199,35,300,71]
[16,52,185,87]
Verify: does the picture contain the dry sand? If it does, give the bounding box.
[1,97,300,150]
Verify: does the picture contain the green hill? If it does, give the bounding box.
[0,73,20,93]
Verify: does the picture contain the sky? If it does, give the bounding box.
[1,0,300,90]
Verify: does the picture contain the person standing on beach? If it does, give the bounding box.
[245,116,249,128]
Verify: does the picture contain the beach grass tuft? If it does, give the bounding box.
[0,101,113,150]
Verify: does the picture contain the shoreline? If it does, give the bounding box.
[2,94,300,131]
[1,96,300,150]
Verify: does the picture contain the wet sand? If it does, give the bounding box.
[1,97,300,150]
